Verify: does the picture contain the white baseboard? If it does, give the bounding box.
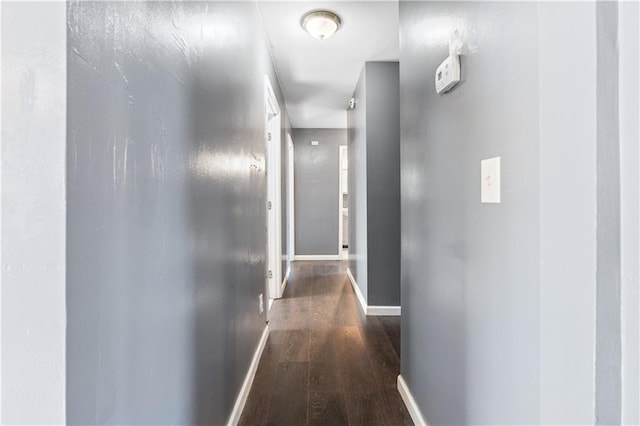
[227,325,270,426]
[280,270,289,296]
[294,254,341,261]
[397,375,428,426]
[367,305,401,316]
[346,268,367,316]
[346,268,401,317]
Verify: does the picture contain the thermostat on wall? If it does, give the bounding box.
[311,140,319,146]
[435,54,461,94]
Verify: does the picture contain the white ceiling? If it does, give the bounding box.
[258,1,399,129]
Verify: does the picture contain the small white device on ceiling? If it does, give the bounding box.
[435,54,461,94]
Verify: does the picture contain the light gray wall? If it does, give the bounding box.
[1,2,67,423]
[538,3,597,423]
[292,128,347,256]
[66,2,287,424]
[400,3,540,423]
[400,1,632,424]
[619,2,640,424]
[347,62,401,307]
[348,67,368,299]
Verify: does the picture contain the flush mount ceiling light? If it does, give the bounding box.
[300,10,341,40]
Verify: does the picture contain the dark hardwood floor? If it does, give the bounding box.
[239,261,412,426]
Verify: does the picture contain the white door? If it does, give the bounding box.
[264,76,282,314]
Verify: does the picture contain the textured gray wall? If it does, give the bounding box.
[292,128,347,256]
[1,2,67,423]
[364,63,400,306]
[400,1,630,424]
[347,67,368,299]
[66,2,286,424]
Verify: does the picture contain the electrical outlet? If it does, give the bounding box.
[258,293,264,314]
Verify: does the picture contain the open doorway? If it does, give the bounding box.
[286,133,295,264]
[264,76,282,314]
[339,145,348,260]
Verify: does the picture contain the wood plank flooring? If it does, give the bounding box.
[239,261,412,426]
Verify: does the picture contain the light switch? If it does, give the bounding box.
[481,156,501,203]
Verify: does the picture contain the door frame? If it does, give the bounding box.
[286,133,295,262]
[264,76,282,313]
[338,145,348,259]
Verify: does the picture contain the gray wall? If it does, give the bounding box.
[348,67,368,299]
[619,2,640,424]
[347,62,401,307]
[400,1,635,424]
[595,3,621,423]
[66,2,287,424]
[292,128,347,256]
[400,5,541,421]
[1,2,67,423]
[537,3,601,422]
[365,63,400,306]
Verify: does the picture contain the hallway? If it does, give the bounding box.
[2,1,639,424]
[239,261,411,425]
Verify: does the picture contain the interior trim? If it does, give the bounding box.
[227,325,270,426]
[398,374,428,426]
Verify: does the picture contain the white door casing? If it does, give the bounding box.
[287,134,295,262]
[264,76,282,314]
[339,145,348,259]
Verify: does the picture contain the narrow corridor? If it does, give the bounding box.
[239,261,411,425]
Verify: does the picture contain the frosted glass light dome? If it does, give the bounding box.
[300,10,341,40]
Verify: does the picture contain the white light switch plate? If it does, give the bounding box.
[481,156,501,203]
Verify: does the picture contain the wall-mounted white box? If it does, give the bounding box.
[481,156,501,203]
